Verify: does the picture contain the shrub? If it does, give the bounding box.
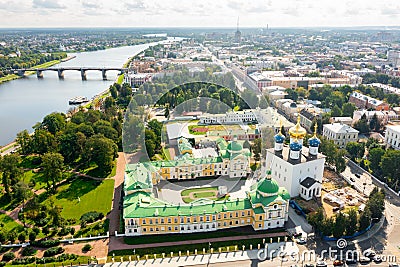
[29,231,37,242]
[11,257,35,265]
[2,252,15,262]
[18,232,26,243]
[43,246,65,257]
[0,262,5,267]
[21,247,37,257]
[82,244,92,252]
[31,239,60,248]
[59,227,74,236]
[80,211,104,224]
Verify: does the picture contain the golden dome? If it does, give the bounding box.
[289,115,307,139]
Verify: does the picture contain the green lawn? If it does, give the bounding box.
[180,186,230,203]
[80,160,116,178]
[181,187,218,197]
[42,178,114,221]
[0,213,24,233]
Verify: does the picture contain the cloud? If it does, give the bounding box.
[81,1,102,10]
[124,0,146,10]
[32,0,65,9]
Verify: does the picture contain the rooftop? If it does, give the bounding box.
[323,123,359,134]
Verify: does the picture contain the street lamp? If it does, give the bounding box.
[206,242,212,267]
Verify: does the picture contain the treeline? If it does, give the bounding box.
[308,187,385,238]
[0,52,67,72]
[362,73,400,88]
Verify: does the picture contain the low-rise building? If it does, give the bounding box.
[124,73,152,87]
[199,110,258,125]
[385,124,400,150]
[323,123,359,148]
[330,117,353,126]
[349,92,389,111]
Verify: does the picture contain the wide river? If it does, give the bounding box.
[0,38,175,146]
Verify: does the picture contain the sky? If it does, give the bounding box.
[0,0,399,28]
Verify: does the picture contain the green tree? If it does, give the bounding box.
[331,105,342,117]
[84,134,118,174]
[359,209,371,231]
[341,103,356,117]
[369,113,381,132]
[41,152,64,191]
[40,112,66,134]
[13,180,31,202]
[164,105,170,118]
[353,114,369,134]
[31,129,58,155]
[16,130,32,155]
[333,212,346,238]
[335,149,347,173]
[366,189,385,219]
[252,138,262,162]
[0,154,22,197]
[285,88,298,101]
[345,142,365,161]
[319,137,337,166]
[369,147,385,173]
[381,150,400,187]
[346,208,358,236]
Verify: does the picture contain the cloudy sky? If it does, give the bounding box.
[0,0,399,28]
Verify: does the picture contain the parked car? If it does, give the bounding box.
[350,177,355,182]
[359,256,372,264]
[316,261,327,267]
[292,232,302,238]
[304,264,315,267]
[389,264,399,267]
[355,173,361,178]
[364,249,376,258]
[295,237,307,244]
[333,260,344,266]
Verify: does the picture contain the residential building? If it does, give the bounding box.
[385,124,400,150]
[323,123,359,148]
[124,73,152,87]
[349,92,389,111]
[330,117,353,126]
[199,110,258,125]
[300,108,320,132]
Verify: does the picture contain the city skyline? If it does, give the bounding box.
[1,0,400,28]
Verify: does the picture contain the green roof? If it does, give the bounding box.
[227,141,243,152]
[123,191,253,218]
[256,178,279,194]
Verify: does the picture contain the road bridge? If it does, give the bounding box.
[12,67,128,80]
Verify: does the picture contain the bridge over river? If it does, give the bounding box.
[11,67,129,80]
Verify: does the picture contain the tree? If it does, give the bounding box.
[0,154,22,197]
[346,209,358,236]
[48,199,63,227]
[41,152,64,191]
[353,114,369,134]
[369,147,385,174]
[342,103,356,117]
[345,142,365,161]
[16,130,32,155]
[381,150,400,187]
[331,105,342,117]
[359,209,371,231]
[84,134,118,174]
[252,138,262,162]
[17,232,26,243]
[333,212,346,238]
[285,88,298,101]
[369,113,381,132]
[164,105,170,118]
[40,112,66,134]
[366,188,385,219]
[13,181,31,202]
[28,231,37,242]
[319,137,337,166]
[335,149,347,173]
[31,129,58,155]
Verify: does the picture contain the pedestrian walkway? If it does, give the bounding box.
[104,242,299,267]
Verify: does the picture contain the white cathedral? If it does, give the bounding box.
[264,117,326,201]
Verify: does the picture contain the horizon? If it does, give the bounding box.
[1,0,400,28]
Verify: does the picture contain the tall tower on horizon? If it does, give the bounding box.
[234,16,241,44]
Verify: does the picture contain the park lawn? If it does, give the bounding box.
[80,160,116,178]
[0,213,24,233]
[22,170,48,191]
[43,178,114,221]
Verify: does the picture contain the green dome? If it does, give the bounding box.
[279,188,291,200]
[257,178,280,194]
[227,141,243,152]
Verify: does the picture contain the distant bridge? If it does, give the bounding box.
[11,67,129,80]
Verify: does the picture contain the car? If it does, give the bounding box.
[295,209,302,215]
[304,264,314,267]
[350,177,355,182]
[333,260,344,266]
[292,232,302,238]
[316,261,327,267]
[345,258,358,265]
[373,255,382,263]
[364,249,376,258]
[296,237,307,244]
[355,173,361,178]
[389,264,400,267]
[359,256,372,264]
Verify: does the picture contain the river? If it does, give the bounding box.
[0,38,176,146]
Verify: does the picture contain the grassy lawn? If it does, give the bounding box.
[3,256,92,267]
[42,178,114,221]
[123,227,286,245]
[0,213,24,233]
[22,171,48,191]
[80,160,116,178]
